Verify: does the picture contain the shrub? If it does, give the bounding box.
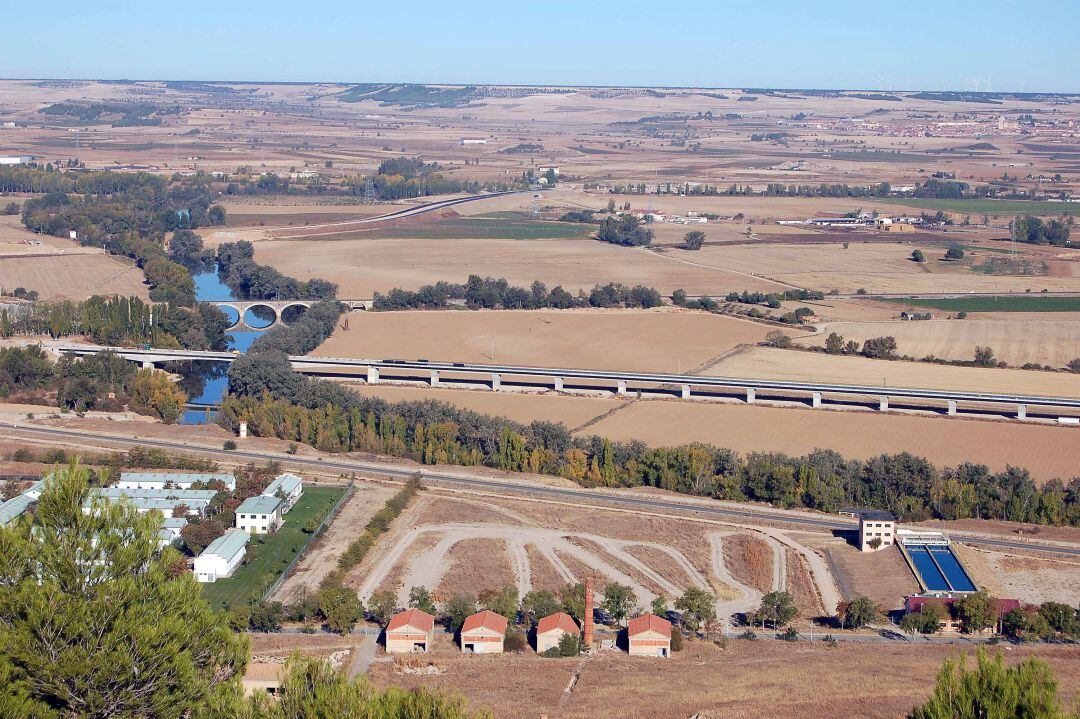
[504,630,528,653]
[780,627,799,641]
[223,440,237,451]
[670,630,684,652]
[911,249,926,263]
[739,630,757,641]
[764,330,792,349]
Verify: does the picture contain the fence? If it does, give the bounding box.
[262,480,355,601]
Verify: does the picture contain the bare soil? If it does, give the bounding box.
[722,534,774,595]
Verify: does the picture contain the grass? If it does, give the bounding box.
[882,295,1080,312]
[359,212,592,241]
[201,485,346,609]
[882,198,1080,217]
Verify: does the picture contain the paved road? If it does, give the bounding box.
[6,422,1078,558]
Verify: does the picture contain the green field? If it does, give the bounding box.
[882,198,1080,217]
[883,295,1080,312]
[201,485,346,609]
[328,212,592,241]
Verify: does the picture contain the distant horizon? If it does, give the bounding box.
[3,1,1077,94]
[4,76,1078,97]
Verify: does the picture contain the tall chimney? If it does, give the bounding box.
[583,577,594,648]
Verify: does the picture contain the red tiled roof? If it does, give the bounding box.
[461,610,508,635]
[537,612,579,636]
[627,613,672,638]
[387,608,435,633]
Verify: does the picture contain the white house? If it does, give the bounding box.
[261,474,303,513]
[193,530,249,583]
[158,517,188,549]
[235,495,284,535]
[118,472,236,491]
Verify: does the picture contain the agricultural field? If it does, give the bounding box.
[799,318,1080,367]
[315,308,790,373]
[886,295,1080,313]
[0,253,149,301]
[201,485,346,609]
[885,197,1080,217]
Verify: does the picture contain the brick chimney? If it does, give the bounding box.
[583,577,594,648]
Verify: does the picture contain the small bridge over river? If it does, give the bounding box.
[208,299,374,329]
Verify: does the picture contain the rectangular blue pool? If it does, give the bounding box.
[905,544,976,592]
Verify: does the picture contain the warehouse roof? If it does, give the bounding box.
[96,487,219,501]
[461,610,508,635]
[387,608,435,633]
[119,472,236,489]
[537,612,579,636]
[627,614,672,638]
[262,474,302,497]
[201,529,249,562]
[0,494,35,526]
[236,495,283,516]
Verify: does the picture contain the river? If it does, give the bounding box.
[178,269,272,425]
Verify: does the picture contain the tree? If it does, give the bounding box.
[755,591,797,628]
[445,594,476,633]
[180,518,226,554]
[127,367,187,424]
[955,590,998,633]
[367,589,398,626]
[825,332,845,354]
[556,632,580,657]
[239,655,491,718]
[1067,358,1080,373]
[409,586,436,615]
[167,229,204,266]
[973,346,996,367]
[907,649,1066,719]
[765,330,792,349]
[650,595,669,617]
[0,462,246,717]
[521,589,562,625]
[682,230,706,250]
[844,596,878,629]
[302,517,319,534]
[559,583,587,624]
[602,583,637,625]
[945,245,965,261]
[861,336,898,359]
[479,586,519,621]
[248,601,285,632]
[901,601,946,635]
[319,586,363,634]
[675,588,716,632]
[911,249,926,263]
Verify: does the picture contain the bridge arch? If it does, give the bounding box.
[279,303,310,325]
[243,304,278,330]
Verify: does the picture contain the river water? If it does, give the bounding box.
[179,270,271,424]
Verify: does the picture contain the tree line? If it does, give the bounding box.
[216,241,338,301]
[373,275,662,310]
[0,295,228,350]
[20,172,227,306]
[0,346,186,421]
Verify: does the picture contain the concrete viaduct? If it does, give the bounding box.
[55,344,1080,423]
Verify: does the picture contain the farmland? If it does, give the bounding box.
[885,198,1080,216]
[884,295,1080,312]
[201,485,346,609]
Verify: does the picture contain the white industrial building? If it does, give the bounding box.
[193,529,249,583]
[261,474,303,513]
[0,156,33,166]
[235,495,284,534]
[118,472,236,491]
[157,517,188,549]
[90,487,218,517]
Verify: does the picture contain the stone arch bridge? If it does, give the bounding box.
[208,299,373,329]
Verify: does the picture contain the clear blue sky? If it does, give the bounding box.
[4,0,1078,92]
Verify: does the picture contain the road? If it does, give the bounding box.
[6,421,1078,558]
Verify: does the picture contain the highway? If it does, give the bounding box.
[6,422,1078,558]
[57,343,1080,413]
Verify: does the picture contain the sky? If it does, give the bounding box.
[4,0,1078,92]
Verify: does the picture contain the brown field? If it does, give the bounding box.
[812,539,920,610]
[252,234,788,296]
[436,538,517,597]
[316,308,792,373]
[800,318,1080,368]
[722,534,774,594]
[368,639,1080,719]
[0,253,148,301]
[705,346,1080,398]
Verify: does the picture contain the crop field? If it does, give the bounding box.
[799,318,1080,367]
[704,346,1080,398]
[0,253,149,300]
[253,235,788,296]
[885,295,1080,313]
[201,485,345,609]
[315,308,790,373]
[312,212,593,241]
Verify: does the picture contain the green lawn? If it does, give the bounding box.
[880,198,1080,217]
[201,485,346,609]
[359,212,592,241]
[882,296,1080,313]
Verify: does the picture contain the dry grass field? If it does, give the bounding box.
[367,638,1080,719]
[0,253,148,300]
[316,308,791,372]
[705,346,1080,398]
[800,318,1080,367]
